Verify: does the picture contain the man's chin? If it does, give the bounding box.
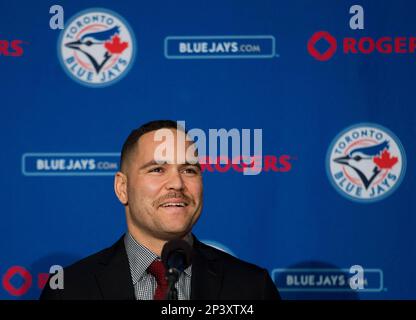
[158,230,190,242]
[157,222,193,239]
[155,207,200,240]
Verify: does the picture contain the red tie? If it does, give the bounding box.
[147,260,168,300]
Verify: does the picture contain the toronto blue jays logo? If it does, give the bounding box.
[326,123,406,203]
[58,8,135,87]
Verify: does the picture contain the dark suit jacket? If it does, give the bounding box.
[40,235,280,300]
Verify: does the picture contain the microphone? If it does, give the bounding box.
[161,239,193,300]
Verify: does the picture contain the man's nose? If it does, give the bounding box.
[165,168,184,191]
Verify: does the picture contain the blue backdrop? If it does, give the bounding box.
[0,0,415,299]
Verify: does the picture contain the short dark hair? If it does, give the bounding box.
[119,120,185,172]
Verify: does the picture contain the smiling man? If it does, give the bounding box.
[40,120,280,300]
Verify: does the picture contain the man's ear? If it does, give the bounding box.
[114,172,128,205]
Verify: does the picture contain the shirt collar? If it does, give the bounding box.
[124,232,192,285]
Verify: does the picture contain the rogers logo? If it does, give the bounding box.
[2,266,46,296]
[308,31,416,61]
[307,31,337,61]
[2,265,63,297]
[200,155,294,173]
[0,40,25,57]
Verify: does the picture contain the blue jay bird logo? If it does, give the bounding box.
[58,9,135,87]
[65,26,124,74]
[333,140,390,190]
[326,124,405,203]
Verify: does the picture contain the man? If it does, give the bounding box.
[40,120,280,300]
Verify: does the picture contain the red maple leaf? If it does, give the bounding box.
[373,149,398,169]
[104,35,128,54]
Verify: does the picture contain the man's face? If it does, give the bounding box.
[121,129,203,241]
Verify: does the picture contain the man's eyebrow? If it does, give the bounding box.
[180,162,201,170]
[139,160,165,170]
[139,160,201,170]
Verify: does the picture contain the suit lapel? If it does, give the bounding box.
[190,238,223,300]
[94,236,135,300]
[92,235,224,300]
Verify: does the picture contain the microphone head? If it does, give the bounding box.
[161,239,193,271]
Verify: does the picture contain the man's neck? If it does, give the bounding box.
[127,228,193,257]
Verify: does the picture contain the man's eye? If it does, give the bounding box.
[183,167,199,174]
[149,167,163,173]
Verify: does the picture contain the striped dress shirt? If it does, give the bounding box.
[124,232,192,300]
